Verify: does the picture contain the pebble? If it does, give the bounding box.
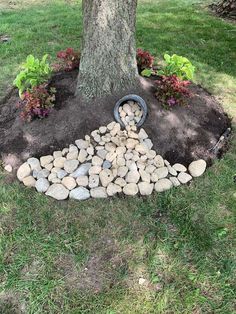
[114,178,127,187]
[178,172,192,184]
[40,155,53,167]
[27,157,41,171]
[117,166,128,178]
[67,150,78,160]
[92,156,103,166]
[89,166,102,175]
[22,176,36,187]
[167,165,177,176]
[4,164,13,173]
[188,159,207,177]
[155,179,173,192]
[53,157,66,169]
[35,178,50,193]
[126,170,140,183]
[89,174,99,188]
[70,163,91,178]
[99,169,114,187]
[64,160,79,174]
[169,176,181,187]
[17,162,31,181]
[69,187,90,200]
[46,183,69,200]
[155,167,168,179]
[57,169,68,179]
[53,151,62,159]
[62,177,76,190]
[173,163,187,172]
[107,183,122,196]
[138,182,154,195]
[123,183,138,196]
[75,139,89,150]
[103,160,112,169]
[90,187,107,198]
[76,176,89,187]
[154,155,164,168]
[139,169,151,183]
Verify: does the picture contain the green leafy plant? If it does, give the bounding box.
[160,54,195,80]
[141,68,153,77]
[13,54,52,98]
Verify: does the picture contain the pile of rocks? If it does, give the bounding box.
[119,101,143,127]
[16,121,207,201]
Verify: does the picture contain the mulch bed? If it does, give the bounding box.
[0,70,231,169]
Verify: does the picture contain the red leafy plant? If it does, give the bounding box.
[155,75,192,108]
[17,84,56,122]
[54,48,80,72]
[136,48,155,72]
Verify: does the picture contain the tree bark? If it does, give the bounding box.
[211,0,236,18]
[76,0,139,99]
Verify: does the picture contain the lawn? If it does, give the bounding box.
[0,0,236,313]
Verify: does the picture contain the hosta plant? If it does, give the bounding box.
[136,48,155,72]
[13,54,52,98]
[17,84,56,122]
[155,75,192,108]
[54,47,80,72]
[160,54,195,80]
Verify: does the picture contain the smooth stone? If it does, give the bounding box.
[103,160,112,169]
[139,169,151,183]
[116,146,126,155]
[51,178,61,184]
[70,163,91,178]
[78,149,88,163]
[36,169,50,179]
[146,150,156,159]
[4,164,13,173]
[23,176,36,187]
[99,169,114,187]
[173,163,187,172]
[99,126,107,134]
[27,157,41,171]
[188,159,207,177]
[46,184,69,200]
[117,166,128,178]
[69,187,89,200]
[114,178,127,187]
[117,157,126,167]
[89,166,102,175]
[89,174,99,188]
[44,163,53,171]
[62,148,69,156]
[92,156,103,166]
[17,163,31,181]
[69,145,78,153]
[53,157,66,168]
[123,183,138,196]
[167,165,177,176]
[138,182,154,195]
[64,160,79,174]
[155,179,173,192]
[57,169,68,179]
[110,123,120,136]
[138,128,148,140]
[106,152,117,162]
[145,165,156,174]
[67,150,78,160]
[126,160,138,171]
[35,178,50,193]
[178,172,192,184]
[40,155,53,167]
[135,144,147,154]
[155,167,168,179]
[105,142,116,152]
[48,173,57,182]
[87,146,94,156]
[53,151,62,159]
[90,187,107,198]
[107,121,116,130]
[107,183,122,196]
[75,139,89,149]
[143,139,153,150]
[169,176,181,187]
[62,177,76,190]
[126,170,140,184]
[126,138,139,150]
[164,159,170,166]
[97,149,108,159]
[76,176,89,187]
[154,155,164,168]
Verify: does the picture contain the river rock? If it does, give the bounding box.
[169,176,181,187]
[126,170,140,183]
[138,182,154,195]
[23,176,36,187]
[54,157,66,169]
[27,157,41,171]
[123,183,138,196]
[35,178,50,193]
[107,183,122,196]
[155,179,173,192]
[178,172,192,184]
[17,163,31,181]
[75,139,89,150]
[70,163,91,178]
[89,174,99,188]
[69,187,90,200]
[64,160,79,174]
[99,169,114,187]
[40,155,53,167]
[62,177,76,190]
[188,159,207,177]
[114,178,127,187]
[76,176,89,187]
[154,155,164,168]
[173,163,187,172]
[90,187,107,198]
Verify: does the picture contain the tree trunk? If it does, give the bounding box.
[211,0,236,18]
[76,0,139,99]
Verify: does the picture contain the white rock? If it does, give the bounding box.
[107,121,116,130]
[110,123,120,136]
[145,165,156,174]
[154,167,168,179]
[48,173,57,182]
[154,155,164,168]
[106,152,117,162]
[99,169,114,187]
[4,164,13,173]
[105,142,116,152]
[45,184,69,200]
[78,149,88,163]
[107,183,122,196]
[173,163,187,172]
[62,177,76,190]
[178,172,192,184]
[44,163,53,171]
[126,160,138,171]
[53,151,62,159]
[169,177,181,187]
[139,278,146,285]
[123,183,138,196]
[126,170,140,184]
[69,187,90,200]
[138,128,148,140]
[126,138,139,150]
[143,139,153,150]
[27,157,41,171]
[40,155,53,167]
[117,166,128,178]
[64,160,79,174]
[167,165,177,176]
[57,169,68,179]
[138,182,154,195]
[62,148,69,156]
[90,187,107,198]
[97,149,107,160]
[51,178,61,184]
[36,169,50,179]
[146,150,156,159]
[23,176,36,187]
[17,163,31,181]
[35,178,50,193]
[69,144,78,153]
[89,166,102,175]
[99,126,107,134]
[53,157,66,168]
[87,146,94,156]
[117,157,126,167]
[70,163,91,178]
[155,179,173,192]
[92,156,103,166]
[135,144,147,154]
[67,150,78,160]
[139,169,151,183]
[89,174,99,188]
[188,159,207,177]
[114,178,127,187]
[164,159,170,166]
[76,176,89,187]
[75,139,89,149]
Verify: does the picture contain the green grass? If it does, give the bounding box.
[0,0,236,313]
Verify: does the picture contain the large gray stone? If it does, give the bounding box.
[46,184,69,200]
[70,163,92,178]
[69,187,90,200]
[188,159,207,177]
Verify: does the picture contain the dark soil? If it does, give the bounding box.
[0,69,231,169]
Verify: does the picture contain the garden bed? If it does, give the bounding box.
[0,69,231,169]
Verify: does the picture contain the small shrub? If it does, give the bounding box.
[136,48,155,71]
[17,84,56,122]
[13,54,52,98]
[155,75,192,108]
[160,54,195,80]
[54,47,80,72]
